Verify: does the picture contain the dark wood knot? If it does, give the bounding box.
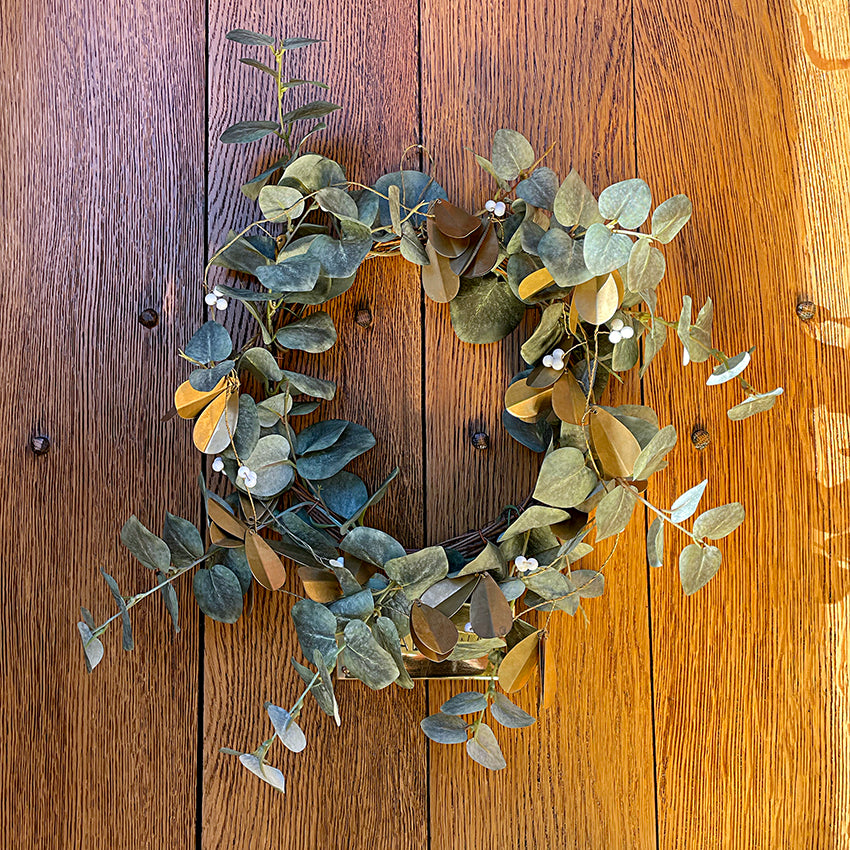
[139,308,159,328]
[30,434,51,455]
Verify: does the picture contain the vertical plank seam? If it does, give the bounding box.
[195,0,211,846]
[631,2,661,848]
[416,0,433,846]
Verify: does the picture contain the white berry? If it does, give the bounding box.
[682,346,691,366]
[610,318,624,331]
[542,355,554,368]
[245,472,257,489]
[621,325,635,339]
[204,292,217,306]
[215,298,228,311]
[212,457,224,473]
[485,199,497,212]
[329,557,344,569]
[493,201,507,217]
[464,622,475,633]
[237,466,250,479]
[609,330,622,344]
[526,558,539,571]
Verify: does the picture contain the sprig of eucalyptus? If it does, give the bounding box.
[77,29,783,792]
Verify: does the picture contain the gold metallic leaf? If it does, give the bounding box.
[498,630,541,693]
[504,378,553,422]
[573,273,621,325]
[518,267,556,301]
[589,406,642,479]
[551,371,587,425]
[174,376,228,420]
[206,498,247,540]
[245,529,287,591]
[426,217,467,258]
[193,389,239,454]
[410,600,459,655]
[432,198,481,238]
[296,566,342,603]
[422,238,461,303]
[208,522,243,548]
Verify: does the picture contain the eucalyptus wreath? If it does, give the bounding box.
[77,31,783,789]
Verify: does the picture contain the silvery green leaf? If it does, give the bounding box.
[210,231,273,275]
[275,311,337,353]
[80,606,95,629]
[490,692,536,728]
[327,589,374,621]
[241,347,283,383]
[239,434,293,498]
[706,351,751,386]
[598,178,651,228]
[466,723,507,770]
[646,517,664,568]
[233,394,260,459]
[611,325,640,371]
[339,467,400,534]
[254,393,291,428]
[373,616,414,689]
[640,319,667,378]
[441,691,488,715]
[193,566,242,624]
[283,153,346,192]
[583,222,632,275]
[457,541,506,577]
[184,321,233,364]
[315,187,359,221]
[281,369,335,400]
[632,424,677,481]
[280,100,340,123]
[291,598,338,666]
[189,360,236,392]
[536,227,594,287]
[291,654,339,724]
[499,577,526,602]
[474,153,511,191]
[449,275,525,344]
[77,622,104,673]
[222,548,252,595]
[594,486,637,541]
[400,221,429,264]
[259,184,304,221]
[500,506,570,540]
[448,637,506,661]
[501,410,552,453]
[220,120,280,144]
[265,703,307,753]
[679,544,722,595]
[651,194,693,243]
[522,567,573,600]
[239,57,276,76]
[157,573,180,632]
[568,569,604,598]
[317,471,368,520]
[340,526,406,566]
[627,239,666,292]
[329,562,361,595]
[491,129,534,181]
[693,503,745,540]
[372,170,447,227]
[553,169,603,230]
[238,754,285,793]
[295,424,375,480]
[162,511,203,568]
[515,167,558,210]
[342,620,399,690]
[256,256,321,293]
[670,479,708,523]
[533,447,597,509]
[308,220,372,278]
[120,516,171,571]
[727,388,784,420]
[281,36,323,50]
[520,301,564,364]
[297,419,348,453]
[384,546,449,600]
[225,28,274,47]
[420,713,468,744]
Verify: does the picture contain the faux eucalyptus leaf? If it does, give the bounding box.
[441,691,488,715]
[651,194,693,243]
[265,703,307,753]
[384,546,449,600]
[693,503,745,540]
[420,713,468,744]
[598,178,652,228]
[340,526,406,566]
[553,169,603,230]
[308,220,372,278]
[466,723,507,770]
[646,517,664,568]
[184,321,233,365]
[533,447,597,509]
[727,388,784,420]
[193,565,243,624]
[450,275,525,344]
[77,622,104,673]
[342,619,399,689]
[490,692,536,728]
[100,569,133,651]
[257,256,321,293]
[220,120,280,144]
[238,754,285,793]
[632,424,677,481]
[276,311,337,353]
[372,170,447,228]
[679,544,722,595]
[537,227,593,288]
[295,423,375,480]
[120,516,171,572]
[594,485,637,541]
[373,616,414,689]
[583,223,632,275]
[670,479,708,523]
[515,167,558,210]
[291,598,338,666]
[162,512,203,568]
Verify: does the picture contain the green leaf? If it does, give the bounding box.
[210,231,273,275]
[342,619,399,689]
[156,572,180,632]
[594,486,637,541]
[315,187,359,221]
[317,471,368,519]
[120,516,171,571]
[627,239,666,293]
[275,311,337,353]
[447,636,506,661]
[651,194,693,243]
[522,567,574,601]
[295,423,376,480]
[490,692,536,728]
[727,388,784,420]
[421,713,468,744]
[515,167,558,210]
[449,274,525,344]
[283,153,346,192]
[254,392,292,428]
[239,57,276,76]
[583,223,632,275]
[220,120,280,144]
[265,703,307,752]
[670,479,708,523]
[632,424,677,481]
[500,506,570,540]
[677,296,713,363]
[501,410,552,453]
[233,394,260,459]
[193,565,242,624]
[240,347,282,384]
[373,616,414,689]
[308,220,373,278]
[693,503,745,540]
[340,526,406,566]
[384,546,449,600]
[568,569,604,598]
[222,547,252,594]
[679,544,722,595]
[100,569,133,651]
[491,129,534,181]
[188,360,236,392]
[553,170,603,230]
[184,321,233,365]
[537,227,594,288]
[297,419,348,453]
[225,28,274,47]
[238,754,285,793]
[281,36,322,50]
[646,517,664,568]
[457,542,506,577]
[532,447,598,508]
[598,178,652,228]
[291,654,339,723]
[706,351,751,386]
[640,318,667,378]
[466,723,507,770]
[372,170,447,228]
[77,622,104,673]
[257,256,322,293]
[282,369,335,400]
[162,512,203,568]
[240,434,293,498]
[280,100,340,123]
[441,691,487,715]
[291,598,338,666]
[258,185,305,222]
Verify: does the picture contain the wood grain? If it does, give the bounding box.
[202,2,428,848]
[420,2,657,847]
[635,0,850,845]
[0,0,204,846]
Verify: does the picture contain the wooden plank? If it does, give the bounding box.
[0,0,204,846]
[202,3,428,847]
[421,3,657,847]
[634,0,850,844]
